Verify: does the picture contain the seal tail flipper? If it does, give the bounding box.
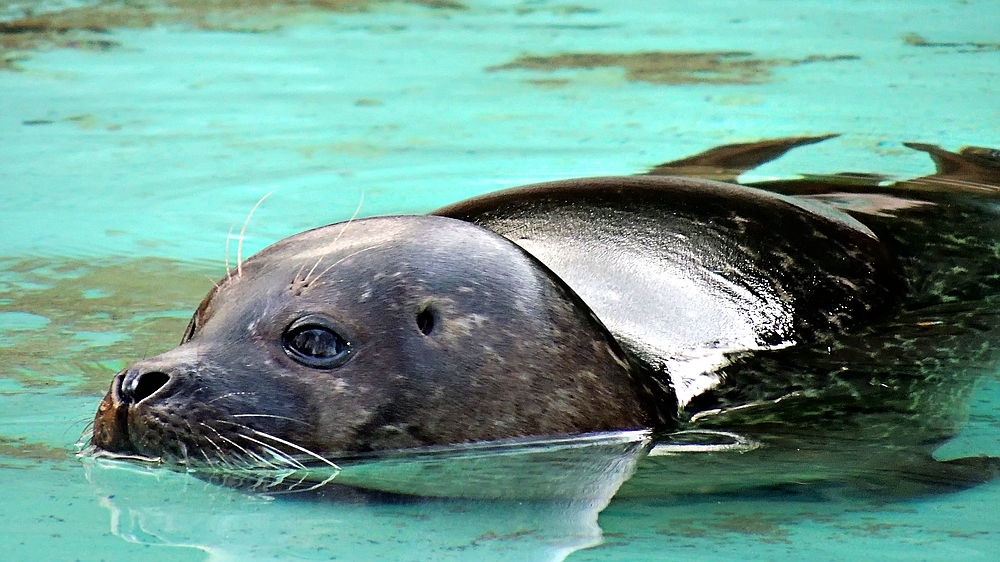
[645,134,839,182]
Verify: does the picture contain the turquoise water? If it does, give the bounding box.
[2,0,1000,559]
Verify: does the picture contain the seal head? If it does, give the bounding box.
[92,215,652,466]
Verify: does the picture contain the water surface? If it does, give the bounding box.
[2,0,999,560]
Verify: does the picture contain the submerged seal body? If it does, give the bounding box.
[92,137,1000,496]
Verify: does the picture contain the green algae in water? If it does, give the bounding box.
[486,51,861,85]
[0,0,468,70]
[0,257,223,395]
[0,436,72,467]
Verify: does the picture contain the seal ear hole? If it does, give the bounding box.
[416,307,436,336]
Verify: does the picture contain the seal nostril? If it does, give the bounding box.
[123,371,170,404]
[416,307,436,336]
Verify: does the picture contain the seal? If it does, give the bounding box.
[91,136,1000,496]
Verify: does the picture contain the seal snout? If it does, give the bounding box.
[92,365,177,456]
[92,371,133,454]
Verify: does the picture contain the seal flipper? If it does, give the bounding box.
[645,134,839,182]
[960,145,1000,167]
[900,142,1000,192]
[905,142,981,176]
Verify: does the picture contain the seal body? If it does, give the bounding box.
[91,137,1000,496]
[431,141,1000,495]
[435,175,905,412]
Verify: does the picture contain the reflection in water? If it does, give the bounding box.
[84,431,655,561]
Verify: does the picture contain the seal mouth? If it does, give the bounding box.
[79,444,163,465]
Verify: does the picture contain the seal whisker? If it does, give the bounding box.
[231,413,313,427]
[199,422,281,470]
[305,245,378,288]
[236,191,273,279]
[178,440,190,466]
[258,446,306,471]
[206,391,259,405]
[213,419,308,470]
[257,443,308,471]
[262,470,340,495]
[279,472,311,493]
[200,448,217,468]
[232,433,308,470]
[302,255,325,286]
[293,260,310,285]
[247,428,341,470]
[182,419,248,471]
[298,190,366,288]
[181,420,223,468]
[213,419,305,463]
[256,466,341,495]
[72,416,95,431]
[199,441,246,473]
[224,222,236,282]
[247,469,293,492]
[272,471,322,493]
[76,419,96,448]
[330,189,365,248]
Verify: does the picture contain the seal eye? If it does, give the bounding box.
[283,316,352,368]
